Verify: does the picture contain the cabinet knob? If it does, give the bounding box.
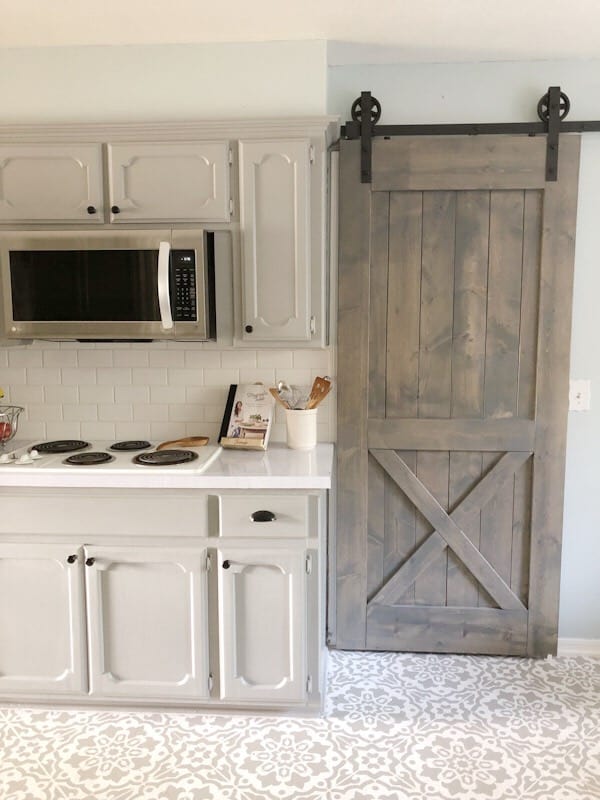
[111,205,121,214]
[222,559,231,570]
[66,554,78,564]
[86,206,97,215]
[245,325,253,334]
[250,509,276,523]
[85,557,96,567]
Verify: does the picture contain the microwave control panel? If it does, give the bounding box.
[170,250,197,321]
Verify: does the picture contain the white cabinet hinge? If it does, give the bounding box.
[309,145,315,164]
[309,316,316,335]
[228,148,233,165]
[208,673,214,692]
[306,674,313,694]
[206,553,212,572]
[305,554,312,574]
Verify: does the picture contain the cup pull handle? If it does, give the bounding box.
[250,510,276,523]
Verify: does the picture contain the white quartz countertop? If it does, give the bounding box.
[0,443,334,490]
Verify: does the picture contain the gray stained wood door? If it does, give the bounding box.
[335,135,580,657]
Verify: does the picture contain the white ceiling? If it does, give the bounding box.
[1,0,599,63]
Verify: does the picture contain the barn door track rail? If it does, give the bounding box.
[342,86,600,183]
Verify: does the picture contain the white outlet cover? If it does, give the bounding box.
[569,379,592,412]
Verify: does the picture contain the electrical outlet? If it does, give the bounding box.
[569,379,592,412]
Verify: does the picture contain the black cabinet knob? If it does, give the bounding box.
[85,557,95,567]
[86,206,97,215]
[67,554,78,564]
[245,325,253,334]
[111,205,121,214]
[251,509,276,523]
[222,560,231,570]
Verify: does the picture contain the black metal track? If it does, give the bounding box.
[342,87,600,183]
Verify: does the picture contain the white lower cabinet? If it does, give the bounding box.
[84,545,209,700]
[217,547,307,704]
[0,543,87,694]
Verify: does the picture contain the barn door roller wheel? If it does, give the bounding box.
[351,95,382,125]
[537,91,571,122]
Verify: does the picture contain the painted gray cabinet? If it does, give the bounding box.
[0,543,87,694]
[107,141,231,223]
[217,546,308,704]
[238,139,315,342]
[84,544,210,700]
[0,144,103,223]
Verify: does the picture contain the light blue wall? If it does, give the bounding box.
[329,60,600,639]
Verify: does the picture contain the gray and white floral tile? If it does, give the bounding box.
[0,650,599,800]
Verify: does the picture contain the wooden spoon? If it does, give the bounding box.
[269,387,291,409]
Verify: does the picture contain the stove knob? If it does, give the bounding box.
[29,449,42,460]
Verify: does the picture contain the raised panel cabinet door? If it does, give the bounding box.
[239,139,312,341]
[0,144,104,222]
[84,545,210,700]
[107,142,231,222]
[0,544,87,695]
[218,547,307,704]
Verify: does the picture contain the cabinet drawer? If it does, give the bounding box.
[217,494,312,538]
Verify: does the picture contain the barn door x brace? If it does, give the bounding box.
[342,86,600,183]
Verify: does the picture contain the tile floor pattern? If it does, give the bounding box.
[0,650,599,800]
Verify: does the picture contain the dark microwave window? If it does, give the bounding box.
[10,250,161,321]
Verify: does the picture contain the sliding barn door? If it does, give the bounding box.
[335,135,580,657]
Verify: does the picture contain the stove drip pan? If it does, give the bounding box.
[34,440,91,454]
[64,452,114,466]
[109,440,153,451]
[133,449,199,466]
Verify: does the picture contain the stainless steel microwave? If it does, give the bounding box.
[0,229,219,341]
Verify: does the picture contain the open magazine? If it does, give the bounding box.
[218,383,275,451]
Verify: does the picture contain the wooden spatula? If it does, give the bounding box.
[156,436,209,450]
[306,377,332,409]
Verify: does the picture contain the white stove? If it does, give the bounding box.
[0,438,222,478]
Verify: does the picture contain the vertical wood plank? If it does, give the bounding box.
[528,135,581,656]
[385,451,418,604]
[480,190,524,605]
[415,191,455,605]
[336,139,371,648]
[367,192,390,599]
[447,190,490,606]
[518,190,543,419]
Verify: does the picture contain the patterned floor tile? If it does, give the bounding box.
[0,651,599,800]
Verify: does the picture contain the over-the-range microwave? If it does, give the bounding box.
[0,228,228,341]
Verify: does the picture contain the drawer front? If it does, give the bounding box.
[218,494,312,538]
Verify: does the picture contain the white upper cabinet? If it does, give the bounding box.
[107,142,231,223]
[0,144,104,223]
[239,139,314,342]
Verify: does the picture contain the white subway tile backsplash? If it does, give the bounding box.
[27,368,61,385]
[44,385,79,404]
[151,386,187,404]
[77,350,114,368]
[42,350,79,368]
[99,404,133,422]
[9,349,43,368]
[79,386,114,404]
[63,404,98,422]
[9,385,45,404]
[184,350,222,369]
[257,350,293,369]
[115,386,150,405]
[113,350,150,368]
[62,368,97,386]
[148,350,185,368]
[220,350,257,368]
[0,345,335,443]
[131,368,167,386]
[81,422,116,440]
[27,403,62,421]
[97,368,132,386]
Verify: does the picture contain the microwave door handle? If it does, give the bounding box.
[157,241,173,330]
